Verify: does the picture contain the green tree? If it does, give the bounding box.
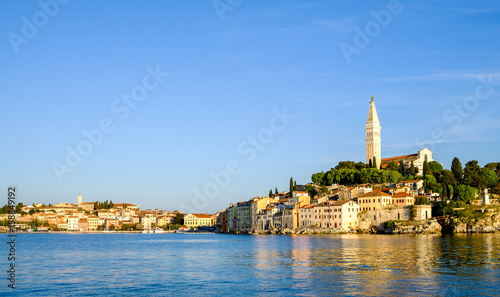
[269,189,273,198]
[319,186,329,196]
[464,160,482,188]
[355,162,368,170]
[311,172,325,185]
[385,161,398,171]
[289,177,294,193]
[428,161,443,176]
[423,160,430,177]
[399,161,406,176]
[455,184,477,203]
[368,159,373,168]
[484,162,500,179]
[305,185,317,199]
[442,184,449,199]
[479,169,497,188]
[323,170,335,185]
[492,183,500,195]
[173,213,185,225]
[294,181,297,191]
[275,187,278,195]
[439,170,457,186]
[373,156,377,169]
[415,196,430,205]
[409,161,417,177]
[15,203,23,213]
[451,157,463,182]
[424,174,437,192]
[335,161,357,170]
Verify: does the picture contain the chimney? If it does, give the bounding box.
[78,194,82,205]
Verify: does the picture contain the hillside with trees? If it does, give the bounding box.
[310,158,500,202]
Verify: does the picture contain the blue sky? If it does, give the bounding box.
[1,0,499,213]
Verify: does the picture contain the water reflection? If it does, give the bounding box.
[2,233,500,296]
[250,234,500,296]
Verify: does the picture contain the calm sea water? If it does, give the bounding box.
[1,233,500,296]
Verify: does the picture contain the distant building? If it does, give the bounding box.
[67,216,79,231]
[78,219,89,232]
[184,213,213,228]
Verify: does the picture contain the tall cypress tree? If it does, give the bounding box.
[289,177,294,193]
[369,159,373,168]
[410,160,416,177]
[399,161,405,176]
[373,156,377,169]
[451,157,463,182]
[275,187,278,195]
[423,160,430,177]
[269,189,273,198]
[294,181,297,191]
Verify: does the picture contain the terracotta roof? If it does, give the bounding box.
[392,192,412,197]
[358,191,391,197]
[381,154,418,162]
[190,213,212,219]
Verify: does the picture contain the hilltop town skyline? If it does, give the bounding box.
[2,1,500,212]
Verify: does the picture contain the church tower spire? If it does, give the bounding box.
[365,95,381,167]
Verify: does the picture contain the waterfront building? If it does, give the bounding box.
[106,219,120,229]
[226,204,236,232]
[256,205,280,231]
[57,222,68,230]
[78,218,89,232]
[68,216,79,231]
[87,216,100,230]
[299,200,360,230]
[281,207,298,230]
[251,196,278,232]
[157,216,171,227]
[235,201,252,232]
[184,213,213,228]
[391,192,414,207]
[217,210,228,233]
[363,205,432,230]
[358,192,392,212]
[299,205,314,227]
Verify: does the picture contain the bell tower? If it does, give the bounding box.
[365,95,381,167]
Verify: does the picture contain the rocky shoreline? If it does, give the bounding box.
[440,215,500,234]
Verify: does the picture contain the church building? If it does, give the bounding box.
[365,96,433,176]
